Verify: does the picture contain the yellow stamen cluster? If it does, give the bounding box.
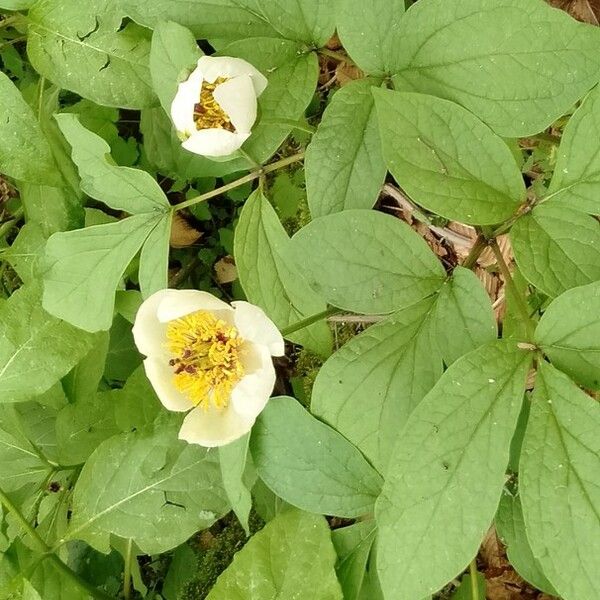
[166,311,244,409]
[193,77,235,132]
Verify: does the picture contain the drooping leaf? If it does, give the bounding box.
[535,281,600,389]
[56,113,169,213]
[374,88,524,225]
[391,0,600,137]
[291,209,446,314]
[206,508,343,600]
[511,203,600,297]
[150,21,202,114]
[27,0,156,108]
[43,214,161,332]
[0,72,60,186]
[251,397,383,518]
[496,493,557,595]
[234,190,332,357]
[336,0,405,76]
[69,421,229,554]
[138,212,172,298]
[306,80,386,218]
[546,84,600,214]
[0,285,94,403]
[376,341,531,599]
[520,362,600,600]
[312,297,443,471]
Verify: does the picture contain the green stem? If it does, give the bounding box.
[461,233,487,270]
[489,239,535,341]
[0,487,115,600]
[280,307,338,337]
[173,152,305,212]
[469,559,479,600]
[123,538,133,600]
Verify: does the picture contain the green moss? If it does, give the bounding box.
[179,512,264,600]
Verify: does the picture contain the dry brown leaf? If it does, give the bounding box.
[547,0,600,25]
[325,33,342,49]
[335,62,364,86]
[170,213,202,248]
[214,255,237,284]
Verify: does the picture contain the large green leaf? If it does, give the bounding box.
[374,88,524,225]
[291,209,446,314]
[312,297,443,472]
[520,362,600,600]
[251,397,383,517]
[546,84,600,215]
[138,211,172,297]
[121,0,333,45]
[206,508,343,599]
[511,203,600,298]
[376,340,531,598]
[496,493,557,595]
[306,80,386,218]
[150,21,202,114]
[0,72,60,186]
[0,285,94,403]
[336,0,405,76]
[28,0,155,108]
[43,214,161,332]
[391,0,600,137]
[68,421,229,554]
[535,281,600,389]
[56,114,169,213]
[234,190,332,357]
[222,38,319,163]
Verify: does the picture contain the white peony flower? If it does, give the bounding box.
[132,289,284,447]
[170,55,268,158]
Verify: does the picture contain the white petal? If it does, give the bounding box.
[143,357,193,412]
[132,289,174,357]
[231,301,285,356]
[156,290,233,323]
[213,75,257,133]
[182,129,249,157]
[170,66,203,135]
[197,55,268,95]
[231,344,276,418]
[179,404,254,447]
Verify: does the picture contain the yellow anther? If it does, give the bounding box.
[193,77,235,132]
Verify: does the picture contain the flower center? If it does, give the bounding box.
[193,77,235,132]
[166,311,245,409]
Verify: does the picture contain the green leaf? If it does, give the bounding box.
[206,508,343,600]
[150,21,202,114]
[43,214,161,332]
[336,0,405,75]
[547,84,600,214]
[374,88,524,225]
[104,314,142,382]
[56,113,169,214]
[28,0,156,109]
[219,434,253,535]
[234,190,332,357]
[251,397,383,518]
[306,80,386,218]
[222,38,319,163]
[312,297,443,471]
[432,267,497,365]
[0,285,94,403]
[511,203,600,298]
[68,422,229,554]
[535,281,600,389]
[520,362,600,600]
[291,209,446,314]
[332,521,377,600]
[376,340,531,599]
[450,573,486,600]
[0,72,60,186]
[3,223,47,286]
[391,0,600,137]
[496,493,557,595]
[111,366,161,432]
[138,212,172,298]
